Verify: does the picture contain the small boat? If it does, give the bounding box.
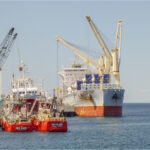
[31,96,67,132]
[2,102,34,132]
[2,118,34,132]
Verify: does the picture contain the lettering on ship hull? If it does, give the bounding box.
[16,127,28,131]
[51,123,63,127]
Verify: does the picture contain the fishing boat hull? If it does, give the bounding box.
[1,120,34,132]
[33,120,67,132]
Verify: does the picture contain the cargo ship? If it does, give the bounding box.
[58,65,124,117]
[56,16,125,117]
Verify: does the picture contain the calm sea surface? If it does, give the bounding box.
[0,103,150,150]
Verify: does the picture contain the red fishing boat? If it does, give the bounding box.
[2,119,33,132]
[31,97,67,132]
[2,102,34,132]
[33,118,67,132]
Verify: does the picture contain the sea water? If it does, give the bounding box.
[0,103,150,150]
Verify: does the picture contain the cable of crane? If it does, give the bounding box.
[65,40,102,59]
[93,23,114,53]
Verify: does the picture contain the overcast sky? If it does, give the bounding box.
[0,1,150,103]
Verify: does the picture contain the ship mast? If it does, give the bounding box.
[19,61,25,79]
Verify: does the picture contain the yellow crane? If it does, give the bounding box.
[112,19,122,84]
[56,36,104,76]
[114,19,122,67]
[86,16,112,74]
[86,16,122,84]
[56,17,122,85]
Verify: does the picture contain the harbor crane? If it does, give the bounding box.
[86,16,122,84]
[0,28,17,97]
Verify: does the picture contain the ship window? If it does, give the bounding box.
[19,83,25,88]
[26,83,29,88]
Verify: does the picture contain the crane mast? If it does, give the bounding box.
[114,20,122,67]
[112,20,122,84]
[0,27,17,97]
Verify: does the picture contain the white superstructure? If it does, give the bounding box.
[6,62,39,103]
[10,76,38,99]
[58,64,91,95]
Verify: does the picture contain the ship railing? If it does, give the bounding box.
[103,84,123,89]
[81,83,123,90]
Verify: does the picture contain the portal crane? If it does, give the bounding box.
[86,16,112,74]
[56,36,104,76]
[0,28,17,97]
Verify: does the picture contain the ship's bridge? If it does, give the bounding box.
[11,77,38,97]
[59,67,90,87]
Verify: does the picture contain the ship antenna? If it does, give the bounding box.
[56,41,59,88]
[19,60,25,78]
[11,73,15,88]
[53,88,56,98]
[40,79,43,92]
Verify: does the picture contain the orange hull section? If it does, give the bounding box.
[33,120,67,132]
[75,106,122,117]
[2,120,34,132]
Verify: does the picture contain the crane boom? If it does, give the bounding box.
[86,16,112,74]
[0,27,17,98]
[0,28,14,56]
[0,33,17,68]
[86,16,112,59]
[56,36,103,74]
[0,28,17,69]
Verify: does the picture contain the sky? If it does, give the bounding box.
[0,1,150,103]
